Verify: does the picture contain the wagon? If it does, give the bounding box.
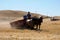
[10,17,34,29]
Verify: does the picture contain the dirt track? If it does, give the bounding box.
[0,19,60,40]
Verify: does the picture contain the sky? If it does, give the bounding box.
[0,0,60,16]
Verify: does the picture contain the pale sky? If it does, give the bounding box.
[0,0,60,16]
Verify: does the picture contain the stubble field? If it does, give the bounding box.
[0,18,60,40]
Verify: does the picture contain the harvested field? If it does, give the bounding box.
[0,18,60,40]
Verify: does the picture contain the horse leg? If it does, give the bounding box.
[39,25,40,30]
[39,23,41,30]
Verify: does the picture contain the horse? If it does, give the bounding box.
[32,16,43,30]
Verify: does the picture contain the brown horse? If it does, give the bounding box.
[32,16,43,30]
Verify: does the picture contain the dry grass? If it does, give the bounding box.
[0,18,60,40]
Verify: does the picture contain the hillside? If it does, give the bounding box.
[0,10,49,21]
[0,10,27,17]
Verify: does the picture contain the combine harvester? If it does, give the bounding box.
[10,17,34,29]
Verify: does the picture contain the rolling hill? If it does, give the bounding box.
[0,10,49,21]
